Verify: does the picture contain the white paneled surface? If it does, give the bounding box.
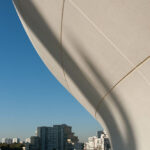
[13,0,150,150]
[13,0,69,90]
[71,0,150,65]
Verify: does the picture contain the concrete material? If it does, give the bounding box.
[13,0,150,149]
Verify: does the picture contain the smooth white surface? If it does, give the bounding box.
[13,0,150,149]
[73,0,150,65]
[13,0,69,90]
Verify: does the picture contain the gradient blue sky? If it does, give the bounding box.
[0,0,102,142]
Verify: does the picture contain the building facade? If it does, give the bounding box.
[37,127,48,150]
[36,124,79,150]
[84,131,111,150]
[1,138,12,144]
[12,138,20,143]
[30,136,40,150]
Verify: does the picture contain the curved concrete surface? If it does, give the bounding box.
[13,0,150,150]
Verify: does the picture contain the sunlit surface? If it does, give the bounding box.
[13,0,150,149]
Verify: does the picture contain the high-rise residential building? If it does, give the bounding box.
[30,136,40,150]
[12,138,20,143]
[37,126,48,150]
[37,124,79,150]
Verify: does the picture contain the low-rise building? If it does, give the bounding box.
[25,138,31,143]
[1,138,12,144]
[12,138,20,143]
[84,131,111,150]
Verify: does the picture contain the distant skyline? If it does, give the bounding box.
[0,0,102,142]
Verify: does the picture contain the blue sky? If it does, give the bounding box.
[0,0,102,142]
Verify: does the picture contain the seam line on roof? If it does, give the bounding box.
[95,56,150,118]
[69,0,150,87]
[69,0,133,65]
[68,0,150,117]
[60,0,71,91]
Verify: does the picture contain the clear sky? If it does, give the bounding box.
[0,0,102,142]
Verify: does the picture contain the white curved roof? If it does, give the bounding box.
[13,0,150,149]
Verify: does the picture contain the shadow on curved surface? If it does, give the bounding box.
[13,1,136,150]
